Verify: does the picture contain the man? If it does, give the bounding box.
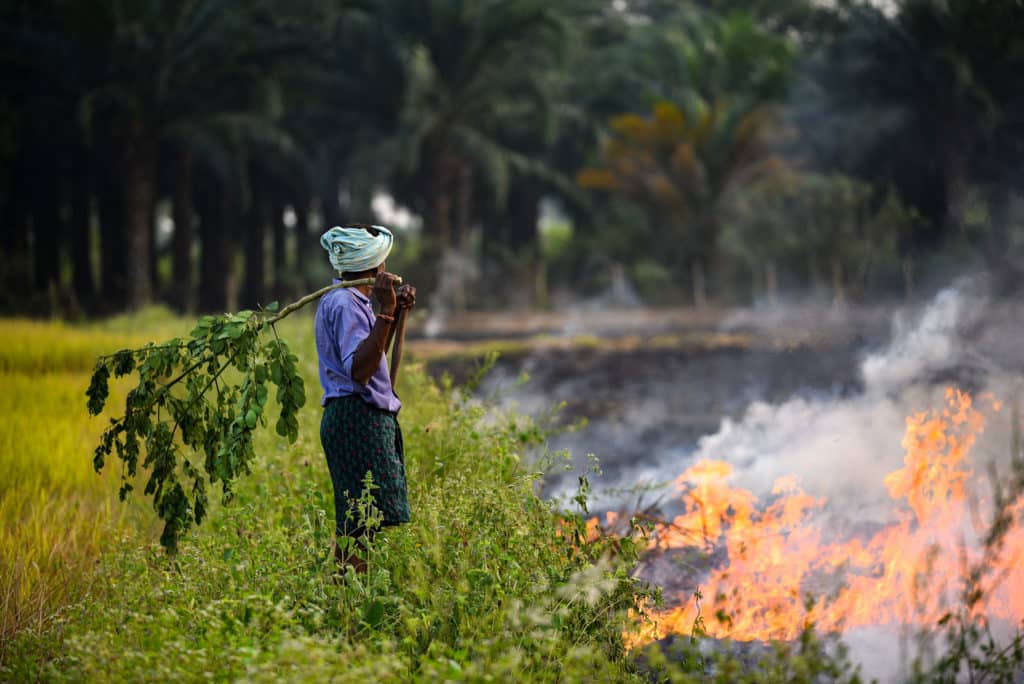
[315,224,416,573]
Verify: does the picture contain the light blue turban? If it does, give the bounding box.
[320,225,394,274]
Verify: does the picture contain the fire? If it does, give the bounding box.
[627,388,1024,644]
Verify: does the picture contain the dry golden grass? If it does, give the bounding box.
[0,314,183,654]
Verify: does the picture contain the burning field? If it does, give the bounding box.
[586,286,1024,680]
[445,283,1024,678]
[625,387,1023,645]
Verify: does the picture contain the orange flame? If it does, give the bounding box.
[629,388,1023,645]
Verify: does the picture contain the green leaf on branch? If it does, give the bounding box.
[112,349,136,376]
[87,303,312,552]
[86,363,110,416]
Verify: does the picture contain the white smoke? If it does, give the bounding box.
[861,286,968,392]
[690,393,910,520]
[424,248,479,338]
[693,286,970,517]
[603,283,1008,524]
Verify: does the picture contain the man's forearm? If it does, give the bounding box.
[351,316,395,383]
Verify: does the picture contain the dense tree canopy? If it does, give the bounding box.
[1,0,1022,314]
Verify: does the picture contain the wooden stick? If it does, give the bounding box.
[264,275,403,326]
[389,307,409,387]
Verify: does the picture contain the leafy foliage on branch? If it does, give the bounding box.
[85,304,304,552]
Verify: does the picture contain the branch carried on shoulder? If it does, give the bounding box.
[86,275,403,552]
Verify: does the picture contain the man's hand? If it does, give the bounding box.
[373,271,399,315]
[396,283,416,311]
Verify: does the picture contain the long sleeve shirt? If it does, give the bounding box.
[314,280,402,413]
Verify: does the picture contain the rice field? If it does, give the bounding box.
[0,312,185,652]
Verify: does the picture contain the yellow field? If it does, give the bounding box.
[0,312,185,651]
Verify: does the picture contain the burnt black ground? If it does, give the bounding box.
[425,329,880,500]
[420,295,1024,498]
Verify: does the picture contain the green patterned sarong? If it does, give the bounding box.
[319,395,410,535]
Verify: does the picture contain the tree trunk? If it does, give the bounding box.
[171,146,195,312]
[241,174,269,309]
[417,143,457,304]
[293,197,313,297]
[830,256,845,306]
[988,184,1011,258]
[321,174,344,228]
[808,254,825,299]
[765,259,778,307]
[420,136,455,244]
[69,154,96,311]
[691,259,707,308]
[123,144,157,309]
[196,174,232,312]
[420,186,453,302]
[30,174,61,298]
[504,185,541,309]
[98,167,128,312]
[0,181,21,253]
[427,190,453,245]
[986,184,1017,296]
[748,260,761,305]
[687,210,720,307]
[941,129,972,244]
[3,165,32,298]
[454,163,473,247]
[902,255,914,303]
[271,200,287,299]
[478,201,502,276]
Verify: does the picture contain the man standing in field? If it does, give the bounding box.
[314,224,416,573]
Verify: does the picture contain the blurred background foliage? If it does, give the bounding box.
[1,0,1023,316]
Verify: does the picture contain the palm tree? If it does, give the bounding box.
[571,5,797,305]
[607,7,794,110]
[817,0,1024,252]
[573,7,794,305]
[380,0,569,272]
[272,2,409,292]
[620,0,822,33]
[1,0,110,312]
[965,1,1024,290]
[579,98,785,305]
[75,0,316,310]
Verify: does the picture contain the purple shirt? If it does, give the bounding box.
[314,280,402,413]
